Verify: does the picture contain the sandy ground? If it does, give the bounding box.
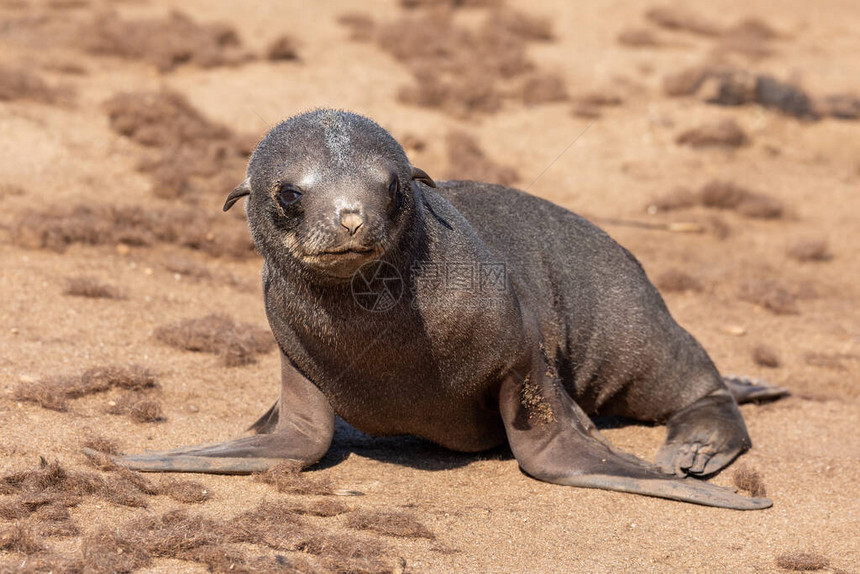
[1,0,859,572]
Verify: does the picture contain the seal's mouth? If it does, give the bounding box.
[320,246,375,256]
[300,244,382,278]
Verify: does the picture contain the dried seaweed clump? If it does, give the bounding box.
[787,240,831,262]
[617,28,662,47]
[732,465,767,497]
[354,6,557,116]
[571,89,623,119]
[12,203,255,259]
[738,279,798,315]
[752,345,780,368]
[0,522,45,555]
[664,67,820,120]
[655,269,703,293]
[106,395,165,423]
[159,478,211,504]
[346,510,435,539]
[266,35,300,61]
[445,132,519,186]
[14,365,158,412]
[225,501,399,572]
[775,552,830,571]
[254,461,335,495]
[83,10,251,72]
[104,90,252,200]
[0,66,69,104]
[522,73,569,105]
[644,6,722,36]
[82,435,120,456]
[63,276,124,299]
[804,352,850,371]
[676,119,749,149]
[155,313,275,366]
[700,180,783,219]
[0,458,156,515]
[646,188,699,212]
[647,181,783,220]
[279,499,350,517]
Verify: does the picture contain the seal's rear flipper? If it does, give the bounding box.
[498,369,772,510]
[724,375,790,404]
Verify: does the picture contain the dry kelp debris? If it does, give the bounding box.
[775,551,830,571]
[571,89,624,118]
[738,279,799,315]
[59,501,401,573]
[617,28,662,47]
[0,66,71,104]
[343,4,562,116]
[1,456,211,510]
[63,276,124,299]
[401,0,501,9]
[662,66,856,121]
[81,436,120,456]
[716,18,781,60]
[752,345,781,368]
[732,465,767,497]
[688,69,815,119]
[278,499,350,517]
[158,478,211,504]
[346,510,435,540]
[699,180,783,219]
[104,90,253,200]
[266,35,300,61]
[787,239,832,262]
[655,269,703,293]
[106,394,165,423]
[445,131,519,186]
[819,93,860,120]
[155,313,275,367]
[522,73,569,105]
[1,458,152,514]
[640,8,782,59]
[644,6,722,37]
[14,365,158,413]
[648,180,783,220]
[647,187,699,212]
[82,10,252,72]
[254,461,336,496]
[676,119,749,148]
[804,352,854,371]
[12,203,256,259]
[0,522,45,555]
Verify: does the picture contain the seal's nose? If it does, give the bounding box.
[340,212,364,236]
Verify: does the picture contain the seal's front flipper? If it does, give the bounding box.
[724,375,790,404]
[112,351,335,474]
[90,437,292,474]
[498,366,772,510]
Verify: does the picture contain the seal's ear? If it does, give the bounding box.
[223,178,251,212]
[411,166,436,188]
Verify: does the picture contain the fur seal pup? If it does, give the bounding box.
[116,109,788,509]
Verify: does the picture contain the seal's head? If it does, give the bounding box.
[224,109,435,279]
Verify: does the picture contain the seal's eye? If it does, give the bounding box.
[388,178,399,196]
[276,183,302,210]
